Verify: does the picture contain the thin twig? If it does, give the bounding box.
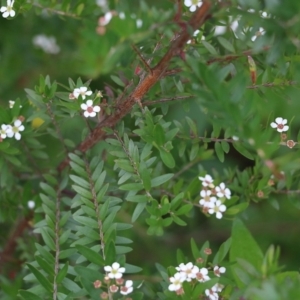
[32,3,80,19]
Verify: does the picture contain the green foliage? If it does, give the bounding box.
[1,0,300,299]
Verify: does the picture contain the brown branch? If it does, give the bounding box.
[247,81,298,89]
[206,45,270,65]
[58,1,212,171]
[0,212,33,274]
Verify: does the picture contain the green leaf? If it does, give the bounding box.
[76,245,104,265]
[151,173,174,187]
[35,255,54,276]
[40,228,55,251]
[191,238,200,260]
[40,182,57,198]
[132,202,147,222]
[115,159,134,173]
[226,202,249,215]
[70,175,90,189]
[126,195,148,203]
[18,291,43,300]
[190,142,199,161]
[215,142,225,162]
[175,204,193,215]
[217,36,235,53]
[111,75,125,87]
[159,149,175,168]
[221,141,230,153]
[72,185,93,199]
[73,216,99,228]
[69,153,85,166]
[119,183,143,191]
[202,40,218,55]
[56,262,69,283]
[27,263,52,292]
[233,143,254,160]
[230,219,263,287]
[139,161,151,191]
[153,124,165,146]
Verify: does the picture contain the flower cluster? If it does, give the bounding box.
[69,86,102,118]
[198,175,231,219]
[1,0,15,18]
[270,117,297,149]
[0,120,25,141]
[92,262,133,296]
[184,0,202,12]
[168,262,226,299]
[33,34,60,54]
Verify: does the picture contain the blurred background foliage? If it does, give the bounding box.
[1,0,300,299]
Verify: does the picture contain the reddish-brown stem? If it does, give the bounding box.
[58,1,212,171]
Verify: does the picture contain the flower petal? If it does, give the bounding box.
[275,117,283,124]
[86,99,93,106]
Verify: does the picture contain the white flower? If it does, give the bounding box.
[184,0,202,12]
[73,87,93,100]
[33,35,60,54]
[96,0,107,8]
[6,120,25,140]
[168,272,185,291]
[120,280,133,295]
[0,124,12,139]
[9,100,15,108]
[215,183,231,199]
[27,200,35,209]
[213,266,226,277]
[176,262,199,282]
[99,11,113,26]
[205,284,219,300]
[270,117,289,133]
[104,262,125,279]
[198,174,214,188]
[196,267,210,282]
[187,29,205,44]
[1,0,15,18]
[199,190,217,208]
[81,100,101,118]
[208,200,226,219]
[136,19,143,28]
[251,27,265,41]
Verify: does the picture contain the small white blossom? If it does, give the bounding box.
[215,183,231,199]
[270,117,289,133]
[196,267,210,282]
[136,19,143,28]
[1,0,15,18]
[120,280,133,295]
[104,262,125,279]
[208,200,226,219]
[99,11,113,26]
[198,174,214,188]
[168,272,185,291]
[27,200,35,209]
[251,27,265,41]
[73,87,93,100]
[205,284,219,300]
[9,100,15,108]
[184,0,202,12]
[176,262,199,282]
[6,120,25,140]
[214,266,226,277]
[96,0,107,8]
[199,190,217,208]
[33,35,60,54]
[81,100,101,118]
[0,124,12,139]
